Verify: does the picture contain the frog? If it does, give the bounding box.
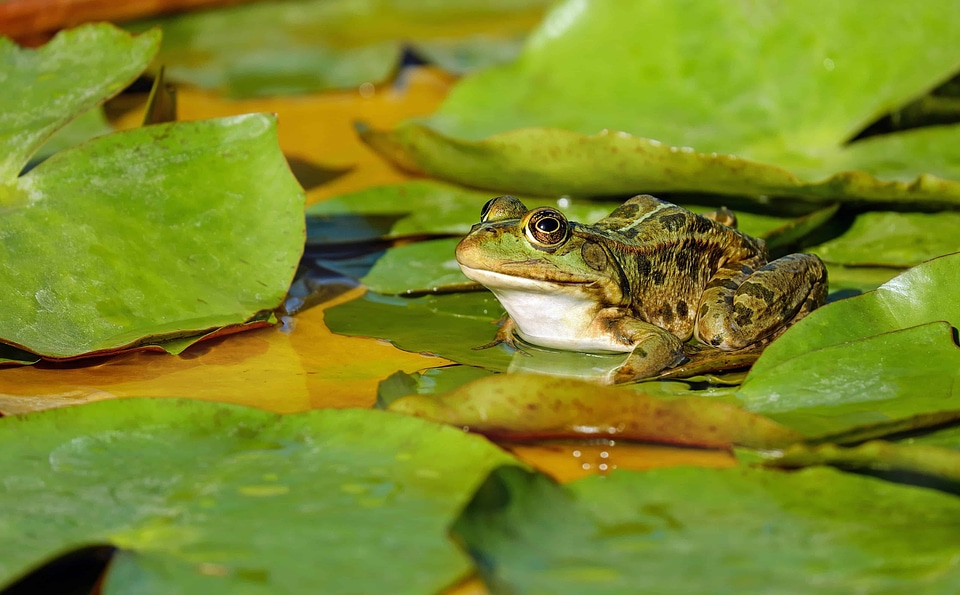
[455,194,827,383]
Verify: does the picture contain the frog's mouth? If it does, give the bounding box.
[458,265,595,291]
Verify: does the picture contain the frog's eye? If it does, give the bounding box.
[524,208,569,248]
[480,195,528,222]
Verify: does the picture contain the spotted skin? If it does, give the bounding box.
[456,194,828,382]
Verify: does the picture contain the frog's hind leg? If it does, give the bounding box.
[694,254,827,350]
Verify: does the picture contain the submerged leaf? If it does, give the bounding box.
[388,374,801,449]
[0,399,515,593]
[453,466,960,595]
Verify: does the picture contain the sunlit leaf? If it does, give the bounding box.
[363,0,960,203]
[738,253,960,437]
[0,398,516,593]
[453,466,960,595]
[0,24,160,179]
[811,211,960,267]
[1,114,304,360]
[361,124,960,206]
[125,0,553,98]
[388,374,801,449]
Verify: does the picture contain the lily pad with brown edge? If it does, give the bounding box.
[0,398,517,593]
[123,0,554,98]
[0,25,305,360]
[737,253,960,438]
[452,465,960,595]
[387,374,802,449]
[362,0,960,205]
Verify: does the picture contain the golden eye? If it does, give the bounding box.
[524,208,569,248]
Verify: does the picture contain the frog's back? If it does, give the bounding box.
[579,195,766,338]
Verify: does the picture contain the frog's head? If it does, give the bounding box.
[456,196,627,304]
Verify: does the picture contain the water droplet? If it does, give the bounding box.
[599,451,609,459]
[823,58,835,71]
[572,450,582,458]
[358,82,375,97]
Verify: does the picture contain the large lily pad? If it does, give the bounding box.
[738,253,960,436]
[0,398,515,593]
[362,0,960,203]
[0,26,305,359]
[453,466,960,595]
[1,114,304,359]
[125,0,554,98]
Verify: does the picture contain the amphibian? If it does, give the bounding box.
[455,195,827,383]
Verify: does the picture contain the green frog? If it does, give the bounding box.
[456,194,827,383]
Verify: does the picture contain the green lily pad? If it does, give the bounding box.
[125,0,554,98]
[1,113,304,359]
[325,291,513,371]
[388,374,801,449]
[811,211,960,267]
[0,24,305,360]
[0,25,159,180]
[28,107,114,170]
[0,398,515,593]
[361,124,960,207]
[738,253,960,437]
[362,0,960,204]
[453,465,960,595]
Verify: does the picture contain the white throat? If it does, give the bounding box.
[459,265,630,353]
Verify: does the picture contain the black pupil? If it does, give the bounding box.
[536,217,560,233]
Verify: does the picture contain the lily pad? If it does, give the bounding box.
[388,374,801,449]
[1,114,304,359]
[362,0,960,204]
[738,253,960,437]
[811,211,960,267]
[0,24,305,360]
[0,25,159,180]
[453,465,960,595]
[325,291,513,371]
[0,398,515,593]
[124,0,553,98]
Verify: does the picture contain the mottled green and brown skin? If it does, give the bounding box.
[456,194,827,383]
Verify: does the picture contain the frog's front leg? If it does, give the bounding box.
[694,253,827,350]
[591,308,688,383]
